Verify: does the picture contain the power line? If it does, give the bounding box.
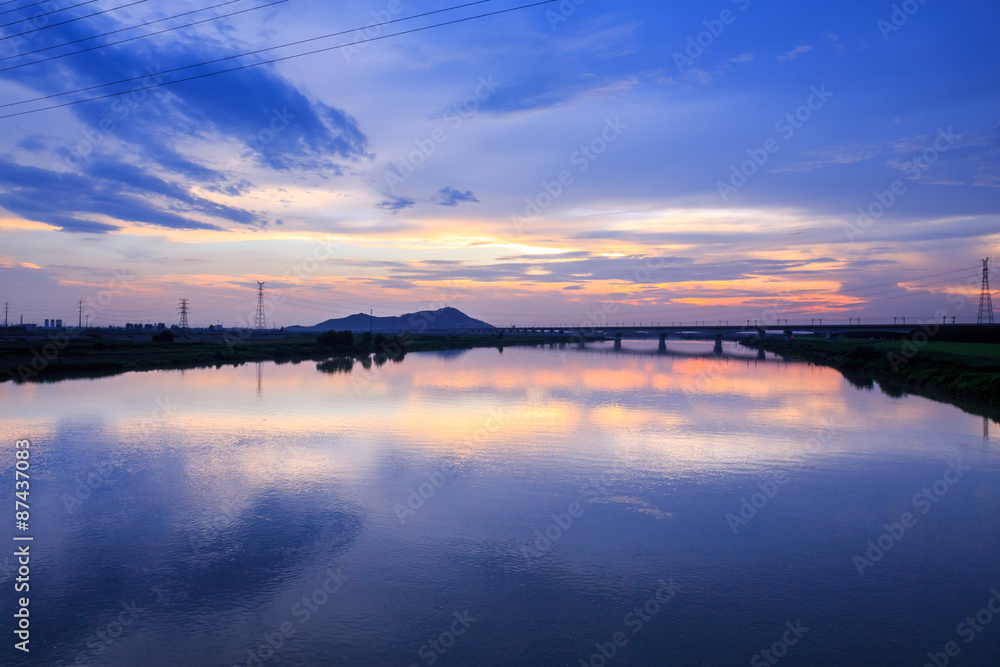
[0,0,270,68]
[858,281,970,306]
[0,292,357,320]
[649,266,982,315]
[0,0,492,105]
[185,294,246,308]
[279,299,369,317]
[0,0,96,23]
[190,289,368,313]
[0,0,51,10]
[839,265,978,294]
[279,291,373,308]
[0,0,55,18]
[0,0,150,37]
[553,266,985,324]
[778,274,978,311]
[284,269,980,317]
[0,0,555,119]
[73,304,172,316]
[841,272,981,301]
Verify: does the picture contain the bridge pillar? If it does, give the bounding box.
[614,336,622,351]
[757,348,766,360]
[658,336,667,354]
[714,336,723,354]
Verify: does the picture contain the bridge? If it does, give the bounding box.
[501,323,924,337]
[404,322,1000,351]
[414,322,976,339]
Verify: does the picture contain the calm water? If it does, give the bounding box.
[2,341,999,666]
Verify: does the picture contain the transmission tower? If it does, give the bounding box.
[254,282,267,331]
[978,258,994,324]
[178,299,190,328]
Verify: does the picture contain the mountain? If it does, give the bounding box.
[286,307,495,333]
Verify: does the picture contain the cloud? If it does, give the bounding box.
[376,196,416,213]
[15,136,47,152]
[478,73,642,114]
[1,11,372,230]
[825,32,846,57]
[373,253,830,287]
[974,164,1000,188]
[0,158,234,233]
[769,146,882,173]
[80,159,263,226]
[777,44,812,61]
[3,0,1000,325]
[433,187,480,207]
[683,68,714,86]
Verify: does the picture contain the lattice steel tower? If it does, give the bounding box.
[178,299,190,328]
[254,281,267,331]
[978,258,994,324]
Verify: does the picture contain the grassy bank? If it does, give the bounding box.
[0,331,574,384]
[744,336,1000,418]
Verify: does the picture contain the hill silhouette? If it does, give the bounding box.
[287,307,494,332]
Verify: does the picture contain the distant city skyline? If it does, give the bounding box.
[1,1,999,327]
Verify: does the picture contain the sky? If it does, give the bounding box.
[0,0,999,328]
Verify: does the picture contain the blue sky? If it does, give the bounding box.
[1,0,998,327]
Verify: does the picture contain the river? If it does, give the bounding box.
[2,340,999,666]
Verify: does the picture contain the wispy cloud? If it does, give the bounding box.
[825,32,846,56]
[433,187,480,207]
[0,0,998,324]
[777,44,812,61]
[769,147,882,173]
[0,157,245,234]
[377,196,416,213]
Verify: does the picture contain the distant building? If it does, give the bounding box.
[55,319,62,328]
[44,319,49,328]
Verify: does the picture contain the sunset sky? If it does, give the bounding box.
[1,0,998,328]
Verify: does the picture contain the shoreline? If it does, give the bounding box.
[7,331,1000,423]
[742,337,1000,421]
[0,331,577,384]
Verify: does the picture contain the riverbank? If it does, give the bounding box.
[0,331,575,384]
[743,337,1000,419]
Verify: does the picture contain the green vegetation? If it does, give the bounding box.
[314,329,407,367]
[316,329,354,348]
[0,330,572,384]
[745,336,1000,419]
[151,330,175,343]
